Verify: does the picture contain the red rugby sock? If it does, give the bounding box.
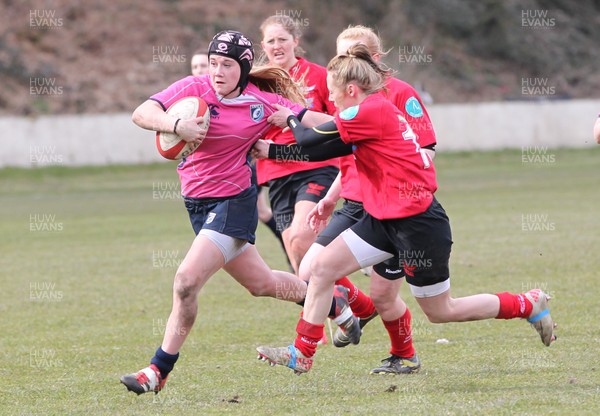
[335,276,376,319]
[294,318,324,358]
[383,308,415,358]
[495,292,533,319]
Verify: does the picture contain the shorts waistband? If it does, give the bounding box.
[183,195,229,205]
[344,199,364,207]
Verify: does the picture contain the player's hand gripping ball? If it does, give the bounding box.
[156,97,210,160]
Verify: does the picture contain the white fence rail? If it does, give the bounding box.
[4,99,599,168]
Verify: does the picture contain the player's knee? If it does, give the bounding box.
[370,290,396,311]
[287,238,310,266]
[309,256,335,284]
[173,270,200,301]
[297,263,311,282]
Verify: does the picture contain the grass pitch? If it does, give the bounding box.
[1,148,599,415]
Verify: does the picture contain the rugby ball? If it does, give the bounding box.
[156,96,210,160]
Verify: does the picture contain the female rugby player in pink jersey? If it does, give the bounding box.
[119,30,360,395]
[255,44,556,374]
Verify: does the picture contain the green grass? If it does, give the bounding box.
[1,148,599,415]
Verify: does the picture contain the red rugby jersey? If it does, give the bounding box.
[339,77,436,202]
[335,93,436,219]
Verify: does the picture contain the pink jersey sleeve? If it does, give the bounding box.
[150,75,211,110]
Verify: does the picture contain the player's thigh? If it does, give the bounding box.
[176,234,226,292]
[223,244,266,278]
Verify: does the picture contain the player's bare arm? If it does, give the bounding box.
[132,99,207,145]
[267,103,334,129]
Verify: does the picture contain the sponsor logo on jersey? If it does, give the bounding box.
[208,103,220,119]
[405,96,424,118]
[250,104,264,122]
[339,105,359,120]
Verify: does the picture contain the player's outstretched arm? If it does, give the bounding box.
[267,139,351,162]
[267,104,334,129]
[299,109,335,127]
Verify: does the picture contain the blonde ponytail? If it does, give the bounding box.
[327,44,389,95]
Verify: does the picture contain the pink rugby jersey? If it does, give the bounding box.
[150,75,305,198]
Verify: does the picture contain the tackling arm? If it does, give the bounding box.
[267,116,352,161]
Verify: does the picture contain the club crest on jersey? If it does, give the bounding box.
[339,105,359,120]
[208,103,220,119]
[405,97,424,118]
[250,104,264,122]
